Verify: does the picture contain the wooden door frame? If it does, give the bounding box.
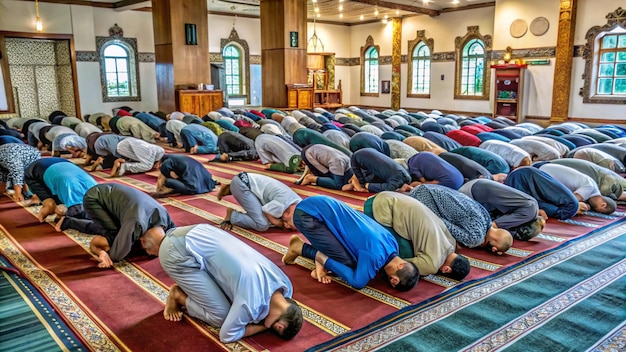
[0,31,81,118]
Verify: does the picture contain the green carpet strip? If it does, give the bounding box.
[377,232,626,352]
[0,257,86,352]
[463,260,626,351]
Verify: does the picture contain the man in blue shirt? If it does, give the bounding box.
[281,195,419,291]
[405,152,464,190]
[147,224,302,343]
[24,157,97,222]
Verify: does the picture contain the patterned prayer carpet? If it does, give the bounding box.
[1,149,625,351]
[0,255,87,352]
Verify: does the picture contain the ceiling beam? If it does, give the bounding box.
[440,1,495,13]
[351,0,439,17]
[20,0,114,8]
[113,0,150,10]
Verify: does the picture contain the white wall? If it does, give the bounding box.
[398,7,495,113]
[209,15,261,54]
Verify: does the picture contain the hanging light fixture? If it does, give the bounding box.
[35,0,43,32]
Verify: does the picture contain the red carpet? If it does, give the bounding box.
[1,152,624,351]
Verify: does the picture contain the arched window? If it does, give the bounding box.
[97,26,140,102]
[595,30,626,96]
[364,47,379,94]
[581,9,626,104]
[223,44,242,96]
[454,26,491,100]
[104,44,131,97]
[411,42,431,95]
[460,39,485,96]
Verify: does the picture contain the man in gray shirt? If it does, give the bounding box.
[219,172,301,232]
[459,179,544,241]
[57,183,175,268]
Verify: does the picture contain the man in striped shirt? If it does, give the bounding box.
[110,137,165,177]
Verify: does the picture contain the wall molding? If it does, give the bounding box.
[525,115,626,126]
[334,46,572,66]
[76,51,154,62]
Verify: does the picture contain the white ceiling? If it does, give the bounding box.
[32,0,496,24]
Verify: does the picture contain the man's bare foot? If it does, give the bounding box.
[164,284,186,322]
[300,174,317,186]
[311,262,332,284]
[282,235,305,264]
[220,208,234,230]
[54,216,65,232]
[217,184,231,201]
[54,205,67,217]
[190,145,198,154]
[37,200,56,222]
[538,209,548,220]
[110,159,123,177]
[341,183,354,191]
[398,184,413,193]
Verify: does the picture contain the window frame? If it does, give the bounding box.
[407,30,433,99]
[360,36,380,97]
[96,35,140,103]
[222,44,243,97]
[454,26,491,100]
[582,9,626,105]
[103,43,131,98]
[220,28,251,105]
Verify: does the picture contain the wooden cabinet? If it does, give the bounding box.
[313,90,342,109]
[307,52,342,109]
[177,90,223,116]
[286,84,313,109]
[491,64,526,122]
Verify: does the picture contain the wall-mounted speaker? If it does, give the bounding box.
[185,23,197,45]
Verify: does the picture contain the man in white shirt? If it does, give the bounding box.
[148,224,302,343]
[218,172,301,232]
[537,163,616,214]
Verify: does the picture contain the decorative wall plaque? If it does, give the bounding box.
[510,19,528,38]
[530,17,550,36]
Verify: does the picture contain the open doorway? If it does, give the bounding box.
[0,32,80,118]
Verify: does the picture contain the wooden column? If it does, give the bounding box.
[550,0,577,123]
[151,0,211,113]
[391,18,402,111]
[260,0,308,108]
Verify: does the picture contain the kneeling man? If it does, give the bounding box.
[153,224,303,343]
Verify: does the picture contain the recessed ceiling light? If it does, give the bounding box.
[382,18,387,24]
[360,15,364,20]
[314,7,319,12]
[396,10,400,15]
[317,13,320,18]
[452,0,459,4]
[339,5,343,11]
[339,13,343,18]
[374,9,379,16]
